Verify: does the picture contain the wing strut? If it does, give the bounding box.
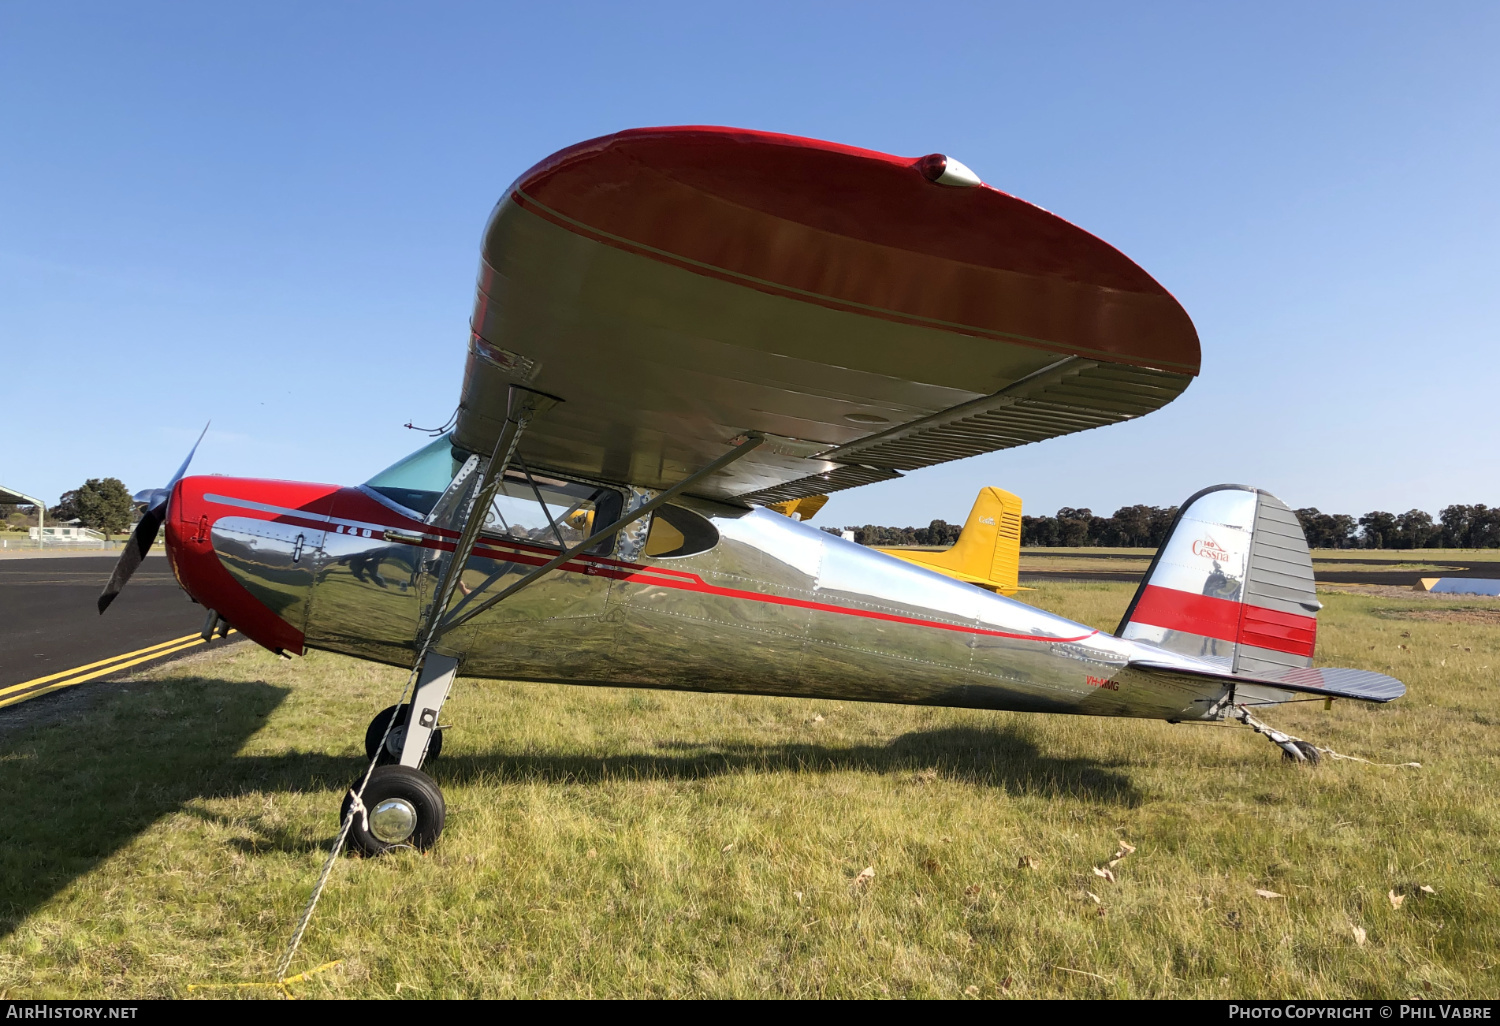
[416,385,559,652]
[434,433,766,638]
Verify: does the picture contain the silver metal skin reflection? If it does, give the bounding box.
[368,799,418,844]
[209,517,324,636]
[212,480,1260,723]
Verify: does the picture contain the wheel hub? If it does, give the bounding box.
[368,797,418,843]
[384,724,407,757]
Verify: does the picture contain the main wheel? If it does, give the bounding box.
[364,704,442,764]
[342,764,446,856]
[1281,740,1320,765]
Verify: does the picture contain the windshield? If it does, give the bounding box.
[365,434,463,515]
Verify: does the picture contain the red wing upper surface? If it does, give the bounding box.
[457,126,1200,502]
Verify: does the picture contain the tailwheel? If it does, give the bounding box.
[365,704,443,764]
[1281,740,1321,765]
[343,764,446,856]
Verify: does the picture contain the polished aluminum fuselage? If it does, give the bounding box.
[208,489,1233,722]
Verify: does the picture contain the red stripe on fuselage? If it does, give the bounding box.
[1130,585,1315,658]
[421,530,1096,644]
[209,490,1096,646]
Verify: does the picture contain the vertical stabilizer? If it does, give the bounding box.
[1116,485,1321,673]
[878,487,1023,595]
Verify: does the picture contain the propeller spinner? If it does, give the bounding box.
[97,424,209,614]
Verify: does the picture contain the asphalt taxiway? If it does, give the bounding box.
[0,553,236,709]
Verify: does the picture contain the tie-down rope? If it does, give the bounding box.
[272,659,425,986]
[1234,705,1422,768]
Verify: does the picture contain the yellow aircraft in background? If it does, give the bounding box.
[769,487,1026,596]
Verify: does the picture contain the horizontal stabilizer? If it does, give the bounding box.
[1129,659,1406,703]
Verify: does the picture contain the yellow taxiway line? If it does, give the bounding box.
[0,630,237,710]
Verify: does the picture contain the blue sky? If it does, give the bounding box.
[2,2,1496,526]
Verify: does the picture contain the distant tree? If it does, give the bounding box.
[848,524,918,546]
[1088,517,1115,547]
[922,519,960,547]
[1295,508,1357,549]
[72,478,135,541]
[1102,504,1173,547]
[1021,514,1059,546]
[1441,504,1475,547]
[1358,511,1398,549]
[1393,509,1440,549]
[842,500,1496,551]
[1055,507,1093,547]
[1294,508,1323,546]
[1108,505,1153,546]
[5,504,40,529]
[49,490,80,523]
[1439,504,1500,548]
[1147,506,1179,547]
[1476,508,1500,548]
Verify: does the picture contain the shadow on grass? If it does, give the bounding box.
[435,724,1141,805]
[180,723,1138,857]
[1,682,1137,920]
[0,676,289,939]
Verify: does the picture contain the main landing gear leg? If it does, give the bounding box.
[345,655,459,856]
[363,653,459,766]
[398,654,459,769]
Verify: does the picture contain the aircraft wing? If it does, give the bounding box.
[455,126,1200,503]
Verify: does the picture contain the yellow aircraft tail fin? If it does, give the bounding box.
[877,487,1024,595]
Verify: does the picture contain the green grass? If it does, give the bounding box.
[1,582,1497,999]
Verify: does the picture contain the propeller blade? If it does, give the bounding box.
[163,422,210,506]
[97,422,210,614]
[97,506,165,613]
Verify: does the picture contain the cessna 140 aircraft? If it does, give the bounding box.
[100,126,1404,855]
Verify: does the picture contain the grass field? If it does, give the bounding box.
[1,581,1498,999]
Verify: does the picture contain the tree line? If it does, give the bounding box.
[832,503,1500,550]
[8,481,1500,550]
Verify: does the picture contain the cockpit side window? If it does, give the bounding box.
[643,504,719,558]
[480,470,622,553]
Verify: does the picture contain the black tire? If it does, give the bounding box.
[364,704,442,765]
[1281,740,1321,765]
[342,764,446,856]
